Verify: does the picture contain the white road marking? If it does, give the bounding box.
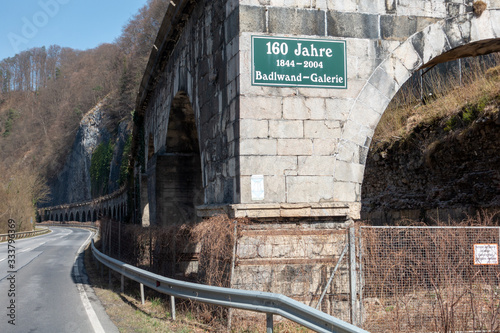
[73,231,105,333]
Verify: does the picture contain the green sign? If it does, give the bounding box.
[252,36,347,89]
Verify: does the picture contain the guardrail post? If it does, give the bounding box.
[140,283,145,305]
[170,295,176,320]
[121,274,124,293]
[266,313,273,333]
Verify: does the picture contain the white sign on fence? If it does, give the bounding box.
[474,243,498,265]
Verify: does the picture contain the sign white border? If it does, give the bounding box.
[473,243,498,265]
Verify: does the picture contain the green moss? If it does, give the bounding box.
[119,134,132,186]
[90,141,114,197]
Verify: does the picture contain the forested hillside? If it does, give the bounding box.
[0,0,168,231]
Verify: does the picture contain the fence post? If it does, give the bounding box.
[349,226,358,326]
[266,313,273,333]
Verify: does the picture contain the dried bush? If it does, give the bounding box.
[361,211,500,332]
[473,1,487,17]
[100,214,247,328]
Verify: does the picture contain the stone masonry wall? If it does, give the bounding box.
[235,0,500,218]
[232,221,352,321]
[142,0,240,225]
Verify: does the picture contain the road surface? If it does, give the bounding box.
[0,227,118,333]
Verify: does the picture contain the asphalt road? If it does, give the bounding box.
[0,227,118,333]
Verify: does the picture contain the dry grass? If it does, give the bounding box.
[84,241,209,332]
[374,55,500,147]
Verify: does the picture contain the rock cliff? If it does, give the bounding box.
[45,101,130,206]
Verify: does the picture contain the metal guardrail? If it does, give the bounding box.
[0,227,50,242]
[91,239,369,333]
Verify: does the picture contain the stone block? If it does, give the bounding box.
[471,10,496,42]
[240,138,277,155]
[411,24,451,65]
[269,120,304,138]
[240,5,266,33]
[312,138,338,155]
[326,0,357,12]
[283,97,326,120]
[325,98,352,121]
[332,181,359,202]
[303,120,341,139]
[368,66,399,100]
[240,175,286,203]
[286,176,334,203]
[268,7,325,35]
[335,140,360,164]
[239,119,269,138]
[381,15,418,41]
[240,96,282,119]
[240,156,297,175]
[327,12,379,39]
[392,41,423,72]
[297,156,335,175]
[333,160,365,183]
[491,11,500,38]
[355,84,390,121]
[277,139,313,156]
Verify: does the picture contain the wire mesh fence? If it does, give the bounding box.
[360,226,500,333]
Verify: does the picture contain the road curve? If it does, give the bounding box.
[0,227,118,333]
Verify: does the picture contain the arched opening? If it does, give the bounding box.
[113,206,117,220]
[93,210,97,222]
[51,214,55,221]
[358,36,500,223]
[154,91,203,226]
[60,213,63,222]
[70,212,74,221]
[64,213,68,222]
[75,211,80,222]
[87,210,91,222]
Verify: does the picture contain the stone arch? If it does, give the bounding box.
[64,213,68,222]
[75,211,80,222]
[153,91,204,226]
[70,212,74,221]
[334,11,500,205]
[51,214,55,221]
[87,210,91,222]
[93,210,97,222]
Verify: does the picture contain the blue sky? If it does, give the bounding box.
[0,0,147,61]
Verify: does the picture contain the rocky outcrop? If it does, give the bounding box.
[45,101,130,206]
[361,106,500,222]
